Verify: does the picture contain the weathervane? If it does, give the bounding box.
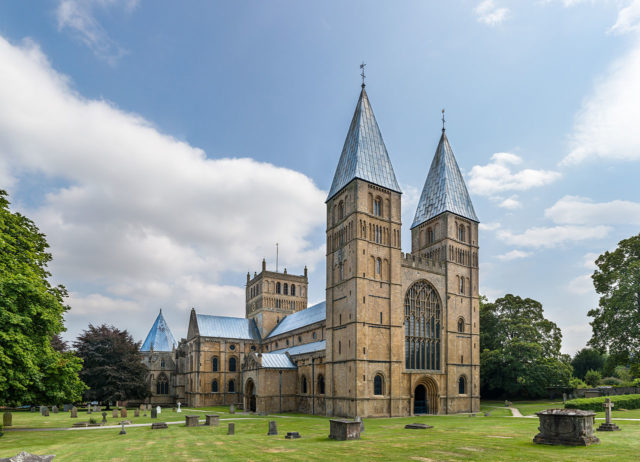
[441,108,446,132]
[360,62,366,87]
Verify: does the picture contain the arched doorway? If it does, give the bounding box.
[245,379,256,413]
[414,385,427,414]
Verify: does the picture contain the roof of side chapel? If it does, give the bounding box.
[327,87,401,201]
[141,310,178,352]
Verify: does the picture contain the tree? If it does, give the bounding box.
[571,348,605,380]
[0,190,86,405]
[584,369,602,387]
[480,294,572,398]
[589,233,640,372]
[74,324,150,406]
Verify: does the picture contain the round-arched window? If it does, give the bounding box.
[373,374,384,395]
[404,280,441,371]
[459,376,466,394]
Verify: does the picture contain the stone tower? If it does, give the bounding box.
[411,128,480,412]
[325,84,405,417]
[246,259,309,338]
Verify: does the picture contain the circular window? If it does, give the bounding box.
[229,344,236,351]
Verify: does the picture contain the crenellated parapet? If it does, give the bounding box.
[401,252,446,274]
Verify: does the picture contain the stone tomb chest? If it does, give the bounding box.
[533,409,600,446]
[328,419,361,441]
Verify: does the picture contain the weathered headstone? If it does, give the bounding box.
[405,423,433,429]
[139,404,145,411]
[151,422,168,430]
[328,419,360,440]
[70,407,78,418]
[354,416,365,433]
[597,398,621,431]
[102,412,107,424]
[156,405,162,415]
[40,406,47,416]
[229,403,235,414]
[227,423,235,435]
[30,407,36,412]
[119,422,127,435]
[42,408,50,417]
[285,431,301,439]
[87,405,91,415]
[3,412,12,427]
[144,409,148,417]
[134,409,140,418]
[63,404,71,412]
[51,405,58,414]
[151,408,157,419]
[93,405,99,412]
[0,451,56,461]
[267,420,278,435]
[533,409,600,446]
[177,402,182,413]
[185,415,199,427]
[205,414,219,426]
[120,408,127,418]
[112,409,118,418]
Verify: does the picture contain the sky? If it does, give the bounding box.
[1,0,640,355]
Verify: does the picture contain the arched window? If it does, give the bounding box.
[229,357,237,372]
[317,374,325,394]
[374,374,384,395]
[338,341,341,355]
[404,280,442,370]
[212,379,218,393]
[276,282,281,294]
[459,376,466,394]
[301,376,308,394]
[458,318,465,333]
[291,284,296,296]
[284,283,288,295]
[338,201,344,220]
[374,197,382,216]
[376,258,381,276]
[212,357,219,371]
[160,359,166,368]
[339,262,344,281]
[459,277,465,294]
[313,332,317,339]
[156,373,169,395]
[427,227,434,244]
[228,379,235,393]
[458,225,465,242]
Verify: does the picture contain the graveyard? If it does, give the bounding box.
[1,401,640,461]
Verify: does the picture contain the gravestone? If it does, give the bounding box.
[185,415,199,427]
[563,393,567,404]
[205,414,219,426]
[177,402,182,413]
[111,409,118,418]
[87,406,91,415]
[533,409,600,446]
[101,412,107,424]
[354,416,365,433]
[63,404,71,412]
[329,419,360,440]
[285,432,301,439]
[51,406,58,414]
[227,423,235,435]
[151,422,168,430]
[484,412,491,417]
[134,409,140,418]
[93,405,99,412]
[267,421,278,435]
[156,406,162,415]
[151,408,157,419]
[144,409,147,417]
[139,404,145,411]
[120,408,127,418]
[597,398,621,431]
[0,451,56,461]
[30,407,36,412]
[119,422,127,435]
[3,412,12,427]
[70,407,78,418]
[42,408,50,417]
[40,406,47,416]
[229,404,235,414]
[405,423,433,429]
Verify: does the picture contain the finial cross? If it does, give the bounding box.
[360,62,366,87]
[441,108,446,132]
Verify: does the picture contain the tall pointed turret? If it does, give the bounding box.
[141,309,177,352]
[327,87,401,201]
[412,131,478,228]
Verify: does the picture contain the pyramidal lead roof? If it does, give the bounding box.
[141,310,178,352]
[327,86,401,201]
[412,131,479,228]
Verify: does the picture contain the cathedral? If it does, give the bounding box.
[139,82,480,417]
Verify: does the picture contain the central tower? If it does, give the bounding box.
[325,84,405,417]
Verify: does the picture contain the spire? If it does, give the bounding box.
[327,86,401,201]
[412,129,478,228]
[141,309,178,352]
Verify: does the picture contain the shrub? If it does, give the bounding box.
[601,377,623,386]
[633,378,640,387]
[565,394,640,411]
[585,369,602,387]
[614,366,631,382]
[569,377,588,389]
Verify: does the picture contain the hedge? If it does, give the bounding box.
[565,394,640,412]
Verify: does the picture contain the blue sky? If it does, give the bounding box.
[1,1,639,354]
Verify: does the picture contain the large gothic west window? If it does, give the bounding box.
[404,280,441,370]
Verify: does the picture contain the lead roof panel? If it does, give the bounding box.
[261,353,297,369]
[141,310,177,352]
[271,340,326,356]
[196,314,261,341]
[266,301,326,339]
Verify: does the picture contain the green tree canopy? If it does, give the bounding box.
[480,294,572,398]
[589,233,640,373]
[0,190,86,405]
[74,324,150,406]
[571,348,605,380]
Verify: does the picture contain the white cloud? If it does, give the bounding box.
[611,0,640,35]
[498,225,611,248]
[498,195,521,209]
[474,0,509,26]
[562,36,640,165]
[496,249,532,261]
[56,0,138,64]
[545,195,640,225]
[0,35,326,340]
[479,221,501,231]
[582,252,599,270]
[567,274,594,295]
[468,152,561,196]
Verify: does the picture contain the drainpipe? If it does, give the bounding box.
[312,357,315,415]
[279,370,283,413]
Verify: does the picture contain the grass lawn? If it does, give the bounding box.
[1,403,638,461]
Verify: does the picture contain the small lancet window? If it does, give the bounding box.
[374,374,383,395]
